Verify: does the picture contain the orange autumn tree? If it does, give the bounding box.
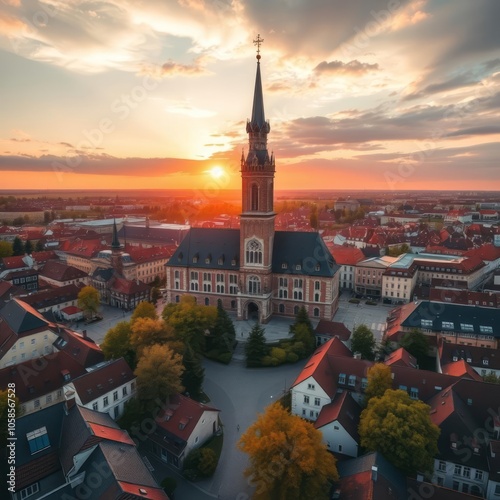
[238,402,338,500]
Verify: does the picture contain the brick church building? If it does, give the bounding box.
[165,42,340,323]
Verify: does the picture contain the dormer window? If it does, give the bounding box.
[483,359,489,366]
[27,427,50,454]
[282,263,288,269]
[295,264,301,271]
[338,373,346,385]
[452,356,458,362]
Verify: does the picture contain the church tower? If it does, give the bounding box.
[110,219,123,276]
[239,35,276,322]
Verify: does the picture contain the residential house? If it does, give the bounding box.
[65,358,136,420]
[38,260,89,287]
[328,245,366,290]
[147,393,220,468]
[10,401,168,499]
[314,319,351,347]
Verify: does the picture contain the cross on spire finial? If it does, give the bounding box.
[253,34,264,60]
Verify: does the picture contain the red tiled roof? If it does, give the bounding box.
[155,394,219,442]
[464,243,500,262]
[384,347,417,368]
[117,481,169,499]
[89,422,135,445]
[40,260,88,281]
[328,245,366,266]
[16,450,60,490]
[61,305,82,315]
[441,360,483,381]
[55,328,104,367]
[315,320,351,341]
[111,277,150,295]
[71,358,134,404]
[0,351,87,403]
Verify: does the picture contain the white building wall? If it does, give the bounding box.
[291,377,330,422]
[318,421,358,457]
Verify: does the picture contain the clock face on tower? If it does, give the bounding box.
[255,142,265,150]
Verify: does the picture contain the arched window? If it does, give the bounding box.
[279,304,285,314]
[204,297,210,306]
[248,276,261,294]
[251,184,259,211]
[313,307,320,317]
[231,300,236,309]
[246,239,263,265]
[293,306,299,315]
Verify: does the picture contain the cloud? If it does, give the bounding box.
[161,58,207,77]
[314,59,379,75]
[446,126,500,138]
[403,72,480,100]
[0,153,208,176]
[165,100,216,118]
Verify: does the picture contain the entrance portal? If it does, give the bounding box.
[247,302,259,322]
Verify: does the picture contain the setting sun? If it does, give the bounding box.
[209,166,225,179]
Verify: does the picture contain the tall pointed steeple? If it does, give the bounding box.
[111,219,121,249]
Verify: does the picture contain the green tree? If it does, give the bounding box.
[0,241,13,258]
[386,243,411,257]
[35,240,44,252]
[24,239,33,255]
[77,286,100,320]
[290,306,315,355]
[210,299,236,352]
[359,389,440,475]
[483,373,500,384]
[245,323,268,367]
[12,236,24,256]
[135,344,184,410]
[151,287,161,306]
[100,321,135,367]
[131,301,158,323]
[182,343,205,397]
[162,295,217,353]
[399,329,429,366]
[310,205,319,230]
[351,324,376,360]
[364,363,392,404]
[0,389,21,447]
[239,402,338,500]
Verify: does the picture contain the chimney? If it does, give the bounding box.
[371,465,378,482]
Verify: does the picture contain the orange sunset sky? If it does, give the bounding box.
[0,0,499,191]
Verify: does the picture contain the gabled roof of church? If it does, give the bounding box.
[168,228,240,270]
[272,231,339,277]
[166,228,339,277]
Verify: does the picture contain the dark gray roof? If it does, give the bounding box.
[92,267,114,282]
[0,298,48,333]
[167,228,339,278]
[119,224,186,245]
[168,228,240,270]
[15,401,65,468]
[272,231,339,277]
[401,301,500,337]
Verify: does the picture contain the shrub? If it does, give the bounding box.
[365,300,377,306]
[204,349,221,360]
[290,341,306,358]
[183,469,198,481]
[270,347,287,363]
[161,477,177,496]
[349,298,360,304]
[217,352,232,364]
[270,357,280,366]
[198,448,218,477]
[261,356,273,367]
[286,352,299,363]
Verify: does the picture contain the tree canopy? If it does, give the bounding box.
[364,363,392,403]
[100,321,135,367]
[131,301,158,323]
[245,323,268,367]
[239,402,338,500]
[290,306,315,356]
[399,329,429,366]
[77,286,100,319]
[209,299,236,353]
[135,344,184,410]
[0,241,13,258]
[181,343,205,397]
[130,317,175,358]
[162,295,217,353]
[351,324,376,360]
[12,236,24,256]
[359,389,440,475]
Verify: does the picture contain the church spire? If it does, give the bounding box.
[111,219,120,249]
[247,34,270,134]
